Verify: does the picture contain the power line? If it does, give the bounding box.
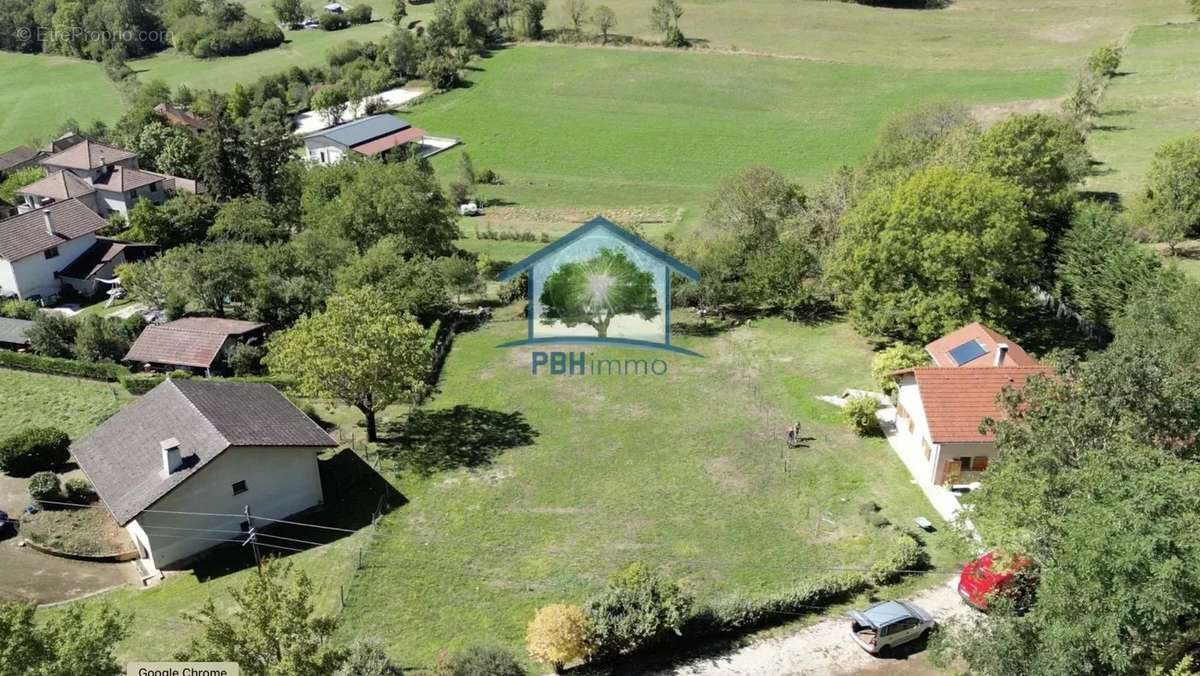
[34,499,360,534]
[133,523,330,548]
[136,529,307,554]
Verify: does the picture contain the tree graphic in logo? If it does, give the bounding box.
[538,248,659,338]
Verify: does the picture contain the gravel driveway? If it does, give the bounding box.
[662,579,971,676]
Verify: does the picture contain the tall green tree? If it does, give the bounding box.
[334,238,450,325]
[266,286,432,441]
[539,248,658,338]
[592,4,616,43]
[1134,135,1200,241]
[0,602,128,676]
[270,0,304,25]
[179,559,345,675]
[828,166,1043,343]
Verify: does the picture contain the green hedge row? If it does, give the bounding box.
[0,351,127,381]
[119,373,297,395]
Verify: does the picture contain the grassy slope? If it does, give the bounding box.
[1087,22,1200,201]
[417,45,1068,210]
[0,54,124,150]
[542,0,1186,69]
[0,369,128,439]
[335,308,962,666]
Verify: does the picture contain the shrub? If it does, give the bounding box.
[449,181,470,205]
[584,562,692,657]
[28,471,62,504]
[477,168,502,185]
[27,313,78,359]
[0,428,71,476]
[347,5,373,24]
[332,639,401,675]
[871,343,928,395]
[226,342,266,376]
[320,12,351,30]
[843,396,881,436]
[437,645,526,676]
[1087,43,1122,78]
[527,604,591,672]
[0,350,127,381]
[0,299,38,320]
[64,477,98,504]
[120,373,166,395]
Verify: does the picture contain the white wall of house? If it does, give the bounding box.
[304,138,349,165]
[936,441,996,485]
[126,446,324,573]
[1,233,98,299]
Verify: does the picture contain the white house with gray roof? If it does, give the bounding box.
[302,114,427,164]
[71,379,336,574]
[0,199,110,300]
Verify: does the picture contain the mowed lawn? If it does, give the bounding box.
[0,369,128,439]
[335,308,962,665]
[417,45,1069,209]
[541,0,1185,70]
[0,53,124,149]
[1087,22,1200,201]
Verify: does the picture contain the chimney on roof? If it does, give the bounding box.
[994,343,1009,367]
[161,438,183,475]
[43,210,54,236]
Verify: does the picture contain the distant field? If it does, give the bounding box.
[1088,23,1200,201]
[0,53,124,149]
[416,45,1069,210]
[541,0,1185,70]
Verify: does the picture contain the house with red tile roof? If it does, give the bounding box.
[892,323,1049,485]
[124,317,267,376]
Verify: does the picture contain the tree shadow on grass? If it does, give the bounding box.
[379,405,538,477]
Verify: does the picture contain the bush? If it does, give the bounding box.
[64,477,98,504]
[526,604,591,672]
[332,639,401,675]
[347,5,373,24]
[871,343,928,395]
[843,396,881,436]
[0,350,127,380]
[0,299,38,320]
[226,342,266,376]
[319,12,351,30]
[584,562,692,657]
[28,471,62,505]
[437,645,526,676]
[119,373,166,395]
[0,428,71,476]
[27,313,78,359]
[1087,43,1122,78]
[477,168,502,185]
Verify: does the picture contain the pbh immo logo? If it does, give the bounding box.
[496,216,701,375]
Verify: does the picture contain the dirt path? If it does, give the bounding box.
[662,579,970,676]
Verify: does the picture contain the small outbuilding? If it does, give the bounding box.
[0,317,33,350]
[124,317,267,376]
[71,379,336,573]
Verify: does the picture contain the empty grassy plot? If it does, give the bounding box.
[336,309,961,665]
[1088,23,1200,201]
[417,45,1068,209]
[0,53,124,150]
[540,0,1184,70]
[0,369,128,439]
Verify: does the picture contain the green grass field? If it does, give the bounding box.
[539,0,1185,69]
[0,53,124,150]
[416,44,1068,211]
[1087,22,1200,201]
[0,369,128,439]
[333,309,962,665]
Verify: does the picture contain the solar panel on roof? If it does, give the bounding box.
[948,339,987,365]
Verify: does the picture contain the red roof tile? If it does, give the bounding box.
[924,322,1036,368]
[124,318,265,369]
[910,366,1052,443]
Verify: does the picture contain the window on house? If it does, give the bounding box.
[971,456,989,472]
[44,247,60,259]
[319,151,327,163]
[232,480,248,496]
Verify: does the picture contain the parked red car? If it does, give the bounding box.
[958,551,1031,610]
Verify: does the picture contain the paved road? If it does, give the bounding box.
[661,579,970,676]
[0,473,138,604]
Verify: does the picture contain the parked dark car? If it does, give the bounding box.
[0,510,12,538]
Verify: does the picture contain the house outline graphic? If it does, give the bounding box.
[496,216,702,356]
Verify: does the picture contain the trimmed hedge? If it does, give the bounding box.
[0,428,71,476]
[0,351,128,381]
[119,372,298,396]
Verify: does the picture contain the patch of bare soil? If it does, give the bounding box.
[21,506,133,557]
[971,98,1064,126]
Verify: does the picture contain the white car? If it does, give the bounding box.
[848,600,934,654]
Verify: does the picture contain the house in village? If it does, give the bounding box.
[0,199,111,300]
[124,317,267,376]
[303,114,426,165]
[892,323,1050,485]
[153,103,212,136]
[0,146,44,176]
[71,379,335,574]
